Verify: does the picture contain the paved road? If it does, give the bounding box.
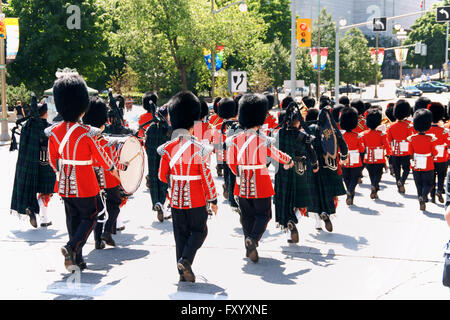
[0,104,449,300]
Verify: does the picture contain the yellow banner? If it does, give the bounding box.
[5,18,19,61]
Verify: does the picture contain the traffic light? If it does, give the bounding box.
[297,18,312,48]
[0,21,6,39]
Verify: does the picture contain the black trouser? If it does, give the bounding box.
[94,186,122,241]
[63,195,103,262]
[172,206,208,274]
[238,197,272,242]
[360,153,366,177]
[413,170,434,200]
[431,162,448,198]
[223,163,229,189]
[391,155,411,184]
[366,163,384,190]
[341,167,361,195]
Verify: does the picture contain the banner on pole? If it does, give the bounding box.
[370,48,385,66]
[5,18,19,63]
[310,47,328,70]
[203,45,224,71]
[395,48,409,63]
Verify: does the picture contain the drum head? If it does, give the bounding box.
[118,136,145,194]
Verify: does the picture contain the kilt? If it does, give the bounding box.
[37,163,56,194]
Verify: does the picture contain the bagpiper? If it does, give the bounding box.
[158,91,218,283]
[46,74,119,272]
[226,94,293,263]
[10,94,56,228]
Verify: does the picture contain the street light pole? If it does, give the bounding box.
[335,23,340,102]
[290,0,296,99]
[316,0,321,99]
[0,1,8,142]
[374,31,379,99]
[446,22,449,83]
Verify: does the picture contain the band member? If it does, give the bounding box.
[408,109,438,211]
[305,107,348,232]
[428,102,450,203]
[386,100,413,194]
[331,104,344,130]
[138,92,157,139]
[414,96,431,113]
[209,97,224,177]
[47,74,119,272]
[82,97,128,251]
[385,102,396,176]
[104,90,134,135]
[350,99,368,134]
[263,92,277,131]
[10,94,56,228]
[339,106,364,205]
[338,96,350,107]
[158,91,218,283]
[359,109,391,200]
[274,103,318,243]
[226,94,293,263]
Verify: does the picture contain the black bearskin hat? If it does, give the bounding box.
[339,106,358,132]
[385,103,396,122]
[115,94,125,109]
[143,92,158,113]
[83,96,108,128]
[238,93,268,129]
[278,110,286,124]
[338,95,350,107]
[332,104,344,123]
[414,96,431,113]
[200,100,209,120]
[281,96,294,110]
[428,102,445,123]
[302,96,316,109]
[366,109,382,130]
[413,108,432,132]
[53,74,89,122]
[394,100,411,120]
[305,108,319,121]
[364,102,372,112]
[319,96,332,110]
[218,97,237,120]
[264,92,275,110]
[168,91,201,130]
[38,103,48,117]
[213,97,222,114]
[350,99,365,115]
[234,94,243,106]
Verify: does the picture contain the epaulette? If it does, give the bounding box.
[257,131,276,146]
[157,140,172,156]
[357,132,364,139]
[191,139,214,157]
[426,133,438,142]
[44,123,58,137]
[81,125,102,138]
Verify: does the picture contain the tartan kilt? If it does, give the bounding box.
[37,163,56,194]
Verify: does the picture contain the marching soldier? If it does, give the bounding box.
[158,91,218,283]
[226,94,293,263]
[263,93,277,131]
[47,74,119,272]
[138,92,157,139]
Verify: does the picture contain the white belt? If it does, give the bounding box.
[414,153,431,157]
[171,175,201,181]
[60,159,93,166]
[239,164,266,170]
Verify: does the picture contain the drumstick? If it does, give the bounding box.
[121,151,141,170]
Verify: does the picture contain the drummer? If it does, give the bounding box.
[82,96,129,252]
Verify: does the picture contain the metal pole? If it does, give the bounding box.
[0,1,8,142]
[211,0,215,101]
[335,23,339,102]
[316,0,321,99]
[374,32,379,99]
[400,40,403,87]
[446,22,449,83]
[290,0,296,98]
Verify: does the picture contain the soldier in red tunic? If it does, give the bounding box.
[359,109,391,200]
[408,109,438,211]
[226,94,293,263]
[47,75,119,272]
[386,100,413,194]
[339,106,364,205]
[138,92,157,139]
[263,93,278,132]
[158,91,218,283]
[428,103,450,203]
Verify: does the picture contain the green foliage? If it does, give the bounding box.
[312,8,336,83]
[6,83,32,107]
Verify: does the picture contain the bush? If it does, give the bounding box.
[99,92,145,105]
[6,83,32,112]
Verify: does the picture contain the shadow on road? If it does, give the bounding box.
[114,233,149,247]
[171,277,228,300]
[422,210,445,221]
[310,232,368,251]
[150,220,173,234]
[282,247,337,268]
[374,198,404,207]
[85,246,150,271]
[349,205,379,215]
[9,228,67,246]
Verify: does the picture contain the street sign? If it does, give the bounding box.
[415,43,421,54]
[421,44,427,56]
[229,71,247,93]
[437,7,450,22]
[373,17,387,32]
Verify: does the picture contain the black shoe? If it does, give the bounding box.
[26,208,37,228]
[346,193,353,206]
[179,274,186,282]
[370,187,378,199]
[437,191,445,204]
[177,258,195,283]
[40,221,52,228]
[95,240,105,250]
[78,262,87,271]
[419,197,426,211]
[397,181,405,194]
[116,226,125,232]
[101,232,116,247]
[61,245,76,272]
[287,221,299,244]
[245,237,259,263]
[155,203,164,222]
[320,213,333,232]
[431,196,436,204]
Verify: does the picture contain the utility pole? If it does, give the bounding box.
[290,0,296,99]
[446,22,449,83]
[335,23,340,102]
[374,32,379,99]
[316,0,321,99]
[0,1,8,142]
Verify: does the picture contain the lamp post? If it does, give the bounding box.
[335,18,347,102]
[210,0,247,100]
[0,2,8,142]
[395,24,408,87]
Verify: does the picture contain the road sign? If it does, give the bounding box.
[373,17,387,32]
[229,71,247,93]
[296,18,312,48]
[437,7,450,22]
[421,44,427,56]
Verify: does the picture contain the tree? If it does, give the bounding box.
[4,0,111,93]
[312,8,336,84]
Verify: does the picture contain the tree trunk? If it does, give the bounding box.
[180,66,188,91]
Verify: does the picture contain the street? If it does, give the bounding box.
[0,101,449,300]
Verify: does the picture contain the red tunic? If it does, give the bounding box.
[353,116,369,134]
[342,131,364,168]
[407,133,438,171]
[208,114,223,130]
[359,129,391,164]
[47,122,115,198]
[226,130,291,199]
[386,120,414,156]
[138,113,153,138]
[158,134,217,209]
[264,113,278,130]
[427,125,450,163]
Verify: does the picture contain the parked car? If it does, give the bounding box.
[339,84,366,94]
[429,81,450,91]
[396,86,423,98]
[415,82,448,93]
